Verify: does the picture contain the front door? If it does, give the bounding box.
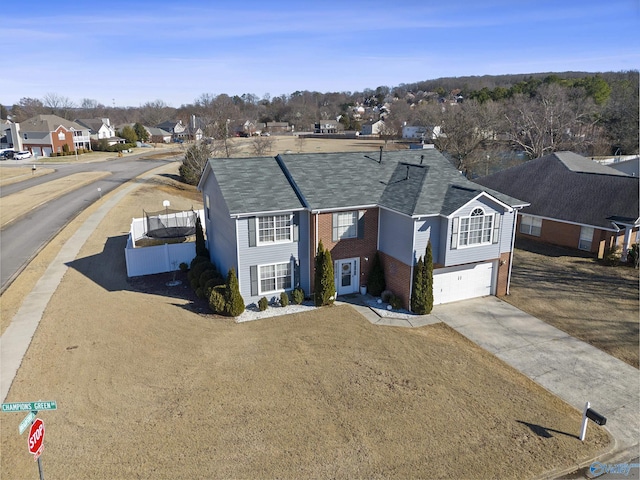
[336,258,359,295]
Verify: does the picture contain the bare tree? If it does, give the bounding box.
[11,98,46,122]
[43,92,76,119]
[250,135,275,156]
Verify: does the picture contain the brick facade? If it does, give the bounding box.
[310,208,379,290]
[378,251,412,309]
[52,126,75,153]
[517,216,638,259]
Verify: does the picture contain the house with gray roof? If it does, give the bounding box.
[198,149,528,310]
[474,151,639,259]
[17,114,91,157]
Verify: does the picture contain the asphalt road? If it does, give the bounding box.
[0,152,179,293]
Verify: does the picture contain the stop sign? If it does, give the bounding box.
[28,418,45,457]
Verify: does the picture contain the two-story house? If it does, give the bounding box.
[198,149,528,310]
[16,114,91,157]
[75,118,116,141]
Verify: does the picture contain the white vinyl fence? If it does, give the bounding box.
[125,209,205,277]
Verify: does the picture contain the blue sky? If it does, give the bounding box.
[2,0,638,107]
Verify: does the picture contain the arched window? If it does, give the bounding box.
[459,208,493,246]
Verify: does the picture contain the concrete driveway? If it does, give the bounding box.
[431,296,639,459]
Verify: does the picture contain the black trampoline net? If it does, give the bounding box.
[144,208,198,238]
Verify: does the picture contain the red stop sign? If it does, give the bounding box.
[28,418,45,457]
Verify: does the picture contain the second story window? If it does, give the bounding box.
[332,211,358,241]
[258,215,292,244]
[459,208,493,247]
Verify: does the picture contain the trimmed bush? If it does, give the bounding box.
[179,262,188,272]
[381,290,393,303]
[190,255,210,270]
[314,240,335,306]
[389,294,403,310]
[195,216,209,258]
[199,268,220,288]
[195,287,205,299]
[603,245,622,266]
[280,291,290,307]
[628,243,639,268]
[367,252,386,296]
[258,297,269,311]
[411,240,434,314]
[292,287,304,305]
[224,268,245,316]
[204,276,225,299]
[208,286,226,314]
[189,261,214,288]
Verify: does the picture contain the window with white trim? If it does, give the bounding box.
[333,211,358,240]
[579,226,594,251]
[258,215,292,244]
[259,262,292,293]
[520,215,542,236]
[459,208,493,247]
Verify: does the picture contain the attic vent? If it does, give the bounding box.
[420,155,424,164]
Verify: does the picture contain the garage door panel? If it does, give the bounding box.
[433,262,495,305]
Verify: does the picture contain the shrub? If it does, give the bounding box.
[204,277,224,299]
[190,255,210,270]
[381,290,393,303]
[627,243,639,268]
[603,245,622,266]
[208,286,226,314]
[314,240,335,306]
[199,268,220,288]
[224,268,245,316]
[367,252,386,296]
[195,287,205,299]
[280,291,290,307]
[195,216,209,257]
[292,287,305,305]
[189,261,214,288]
[179,262,188,272]
[410,241,434,314]
[258,297,269,311]
[389,294,404,310]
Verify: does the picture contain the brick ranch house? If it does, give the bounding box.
[198,149,528,310]
[475,151,639,260]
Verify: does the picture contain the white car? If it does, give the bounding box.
[13,151,32,160]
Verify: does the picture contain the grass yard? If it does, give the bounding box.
[505,237,639,369]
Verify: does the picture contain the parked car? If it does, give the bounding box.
[0,148,15,159]
[13,151,32,160]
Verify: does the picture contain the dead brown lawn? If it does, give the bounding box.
[1,171,611,479]
[505,238,639,369]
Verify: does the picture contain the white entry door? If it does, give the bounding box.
[335,258,359,295]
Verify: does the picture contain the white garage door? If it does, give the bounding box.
[433,261,495,305]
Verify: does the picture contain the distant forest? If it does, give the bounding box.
[3,70,638,177]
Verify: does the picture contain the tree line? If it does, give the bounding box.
[2,70,637,177]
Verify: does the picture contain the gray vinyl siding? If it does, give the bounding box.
[378,209,414,265]
[413,217,440,265]
[444,198,503,267]
[237,213,310,306]
[499,210,517,253]
[202,174,238,276]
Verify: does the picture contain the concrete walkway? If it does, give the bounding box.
[341,294,640,476]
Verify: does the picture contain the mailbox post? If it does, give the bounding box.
[580,401,607,441]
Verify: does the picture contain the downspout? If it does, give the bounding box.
[235,216,241,292]
[506,208,519,295]
[408,218,417,312]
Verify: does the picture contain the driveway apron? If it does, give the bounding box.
[431,296,640,453]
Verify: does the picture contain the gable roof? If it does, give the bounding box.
[75,118,109,133]
[20,114,85,133]
[474,151,639,229]
[203,150,527,217]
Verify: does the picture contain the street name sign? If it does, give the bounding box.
[19,412,36,434]
[1,401,57,412]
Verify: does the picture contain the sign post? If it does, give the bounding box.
[580,401,607,442]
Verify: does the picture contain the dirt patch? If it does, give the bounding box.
[0,166,54,186]
[504,237,639,368]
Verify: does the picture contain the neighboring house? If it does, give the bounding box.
[264,122,292,134]
[402,125,442,140]
[145,127,172,143]
[361,120,384,136]
[609,157,639,177]
[314,120,342,134]
[198,150,528,310]
[157,120,187,141]
[474,151,639,259]
[15,114,91,157]
[75,118,116,140]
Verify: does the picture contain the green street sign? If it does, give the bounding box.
[1,401,57,413]
[19,411,36,434]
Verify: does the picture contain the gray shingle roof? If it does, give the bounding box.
[474,151,640,228]
[205,157,306,215]
[20,114,85,133]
